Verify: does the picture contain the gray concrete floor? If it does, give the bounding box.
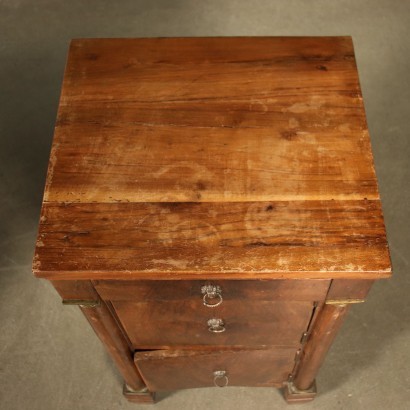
[1,1,409,409]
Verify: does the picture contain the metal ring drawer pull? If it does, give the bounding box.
[213,370,228,387]
[207,318,225,333]
[201,285,223,308]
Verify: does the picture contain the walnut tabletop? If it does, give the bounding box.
[33,37,391,280]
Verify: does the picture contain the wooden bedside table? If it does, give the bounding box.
[33,37,391,404]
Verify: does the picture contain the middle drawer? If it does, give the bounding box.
[112,299,314,348]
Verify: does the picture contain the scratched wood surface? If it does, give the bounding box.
[33,37,391,279]
[46,37,377,203]
[34,200,390,279]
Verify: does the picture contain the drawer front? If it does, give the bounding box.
[94,279,330,302]
[112,299,315,348]
[94,279,329,348]
[134,348,295,391]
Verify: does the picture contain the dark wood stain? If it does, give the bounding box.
[134,348,296,391]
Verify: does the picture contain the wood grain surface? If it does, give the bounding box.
[33,37,391,280]
[44,37,378,203]
[34,200,390,279]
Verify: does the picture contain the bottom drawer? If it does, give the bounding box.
[134,348,296,391]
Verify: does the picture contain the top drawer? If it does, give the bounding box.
[93,279,330,303]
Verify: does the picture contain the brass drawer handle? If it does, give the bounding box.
[207,318,225,333]
[201,285,223,308]
[213,370,228,387]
